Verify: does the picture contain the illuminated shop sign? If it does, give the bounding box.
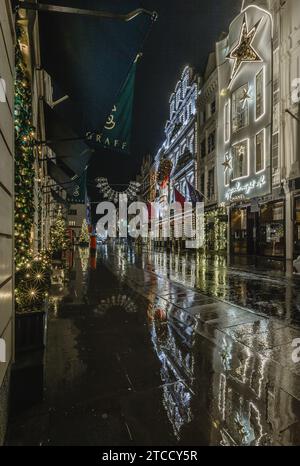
[225,174,266,201]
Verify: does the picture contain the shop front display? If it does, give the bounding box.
[259,201,285,258]
[230,207,248,255]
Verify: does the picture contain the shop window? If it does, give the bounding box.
[259,202,285,258]
[224,101,230,142]
[232,140,248,180]
[256,130,265,173]
[232,84,249,133]
[256,68,264,120]
[68,209,77,216]
[230,208,248,255]
[208,130,216,154]
[273,205,284,221]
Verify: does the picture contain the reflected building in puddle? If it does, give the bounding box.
[148,299,196,440]
[210,338,300,445]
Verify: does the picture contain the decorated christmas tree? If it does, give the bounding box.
[79,219,90,245]
[50,209,69,254]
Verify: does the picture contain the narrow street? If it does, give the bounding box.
[2,0,300,452]
[6,245,300,446]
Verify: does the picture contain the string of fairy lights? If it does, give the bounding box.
[14,28,69,312]
[14,30,36,271]
[96,177,141,203]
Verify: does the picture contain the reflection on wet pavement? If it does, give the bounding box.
[6,245,300,446]
[119,245,300,326]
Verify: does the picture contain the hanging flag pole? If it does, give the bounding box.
[18,2,158,22]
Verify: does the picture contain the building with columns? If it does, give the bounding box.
[151,66,200,247]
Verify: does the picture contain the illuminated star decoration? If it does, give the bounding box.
[240,88,252,108]
[227,15,262,83]
[238,145,246,159]
[222,158,232,171]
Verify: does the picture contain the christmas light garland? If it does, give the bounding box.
[205,208,228,252]
[79,219,90,245]
[14,29,36,269]
[96,178,140,203]
[15,251,52,312]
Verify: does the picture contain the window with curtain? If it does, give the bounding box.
[232,140,248,179]
[232,84,249,133]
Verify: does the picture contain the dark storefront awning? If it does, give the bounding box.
[43,103,92,176]
[37,0,154,172]
[47,159,79,196]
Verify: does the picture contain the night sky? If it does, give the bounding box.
[128,0,241,182]
[91,0,242,185]
[39,0,242,187]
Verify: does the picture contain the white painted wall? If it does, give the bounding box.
[0,0,14,445]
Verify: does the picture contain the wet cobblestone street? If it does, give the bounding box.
[6,246,300,446]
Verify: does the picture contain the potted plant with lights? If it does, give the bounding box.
[15,251,51,355]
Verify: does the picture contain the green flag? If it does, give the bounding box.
[86,62,137,154]
[67,172,87,205]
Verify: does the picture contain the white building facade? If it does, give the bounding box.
[216,3,281,258]
[152,66,200,247]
